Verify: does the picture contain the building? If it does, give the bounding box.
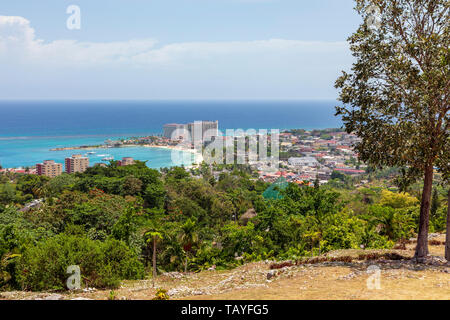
[334,168,366,175]
[36,160,62,177]
[118,157,134,166]
[187,120,219,146]
[163,121,219,145]
[288,157,319,167]
[94,163,107,167]
[65,154,89,173]
[163,123,187,140]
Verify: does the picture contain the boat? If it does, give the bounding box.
[87,151,96,155]
[102,156,114,161]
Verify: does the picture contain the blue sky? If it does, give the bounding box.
[0,0,362,99]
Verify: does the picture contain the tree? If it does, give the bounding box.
[446,189,450,261]
[0,184,16,205]
[178,218,198,273]
[314,176,320,189]
[43,174,79,196]
[379,190,418,209]
[121,176,143,196]
[145,231,163,287]
[17,175,49,198]
[430,188,440,218]
[335,0,449,261]
[331,170,348,182]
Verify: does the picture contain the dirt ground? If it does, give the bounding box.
[1,234,448,300]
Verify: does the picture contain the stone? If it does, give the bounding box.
[267,270,277,280]
[42,294,64,300]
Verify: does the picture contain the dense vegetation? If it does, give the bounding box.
[0,162,448,291]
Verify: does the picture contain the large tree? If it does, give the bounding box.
[335,0,449,260]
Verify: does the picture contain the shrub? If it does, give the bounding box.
[16,234,144,291]
[153,288,170,300]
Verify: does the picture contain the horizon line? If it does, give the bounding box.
[0,97,339,102]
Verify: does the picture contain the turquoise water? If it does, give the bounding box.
[0,135,194,169]
[0,100,342,169]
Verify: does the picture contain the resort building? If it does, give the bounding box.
[94,163,107,167]
[118,157,134,166]
[187,121,219,145]
[163,121,219,145]
[163,123,187,140]
[36,160,63,177]
[65,154,89,173]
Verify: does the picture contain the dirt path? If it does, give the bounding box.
[183,264,449,300]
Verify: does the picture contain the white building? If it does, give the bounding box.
[288,157,319,167]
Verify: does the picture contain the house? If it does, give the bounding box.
[288,157,319,167]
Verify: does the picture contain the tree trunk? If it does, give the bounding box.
[152,238,157,287]
[414,164,434,261]
[445,189,450,262]
[184,255,188,273]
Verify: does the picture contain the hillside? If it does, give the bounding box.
[1,234,448,301]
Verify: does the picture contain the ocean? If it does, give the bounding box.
[0,100,342,169]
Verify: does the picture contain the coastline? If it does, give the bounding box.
[141,144,204,167]
[1,143,202,170]
[50,144,196,153]
[48,143,203,169]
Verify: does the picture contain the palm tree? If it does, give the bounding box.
[161,239,184,270]
[178,218,198,273]
[145,231,163,288]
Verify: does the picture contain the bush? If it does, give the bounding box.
[16,234,144,291]
[153,288,170,300]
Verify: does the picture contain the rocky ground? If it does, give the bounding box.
[1,234,448,300]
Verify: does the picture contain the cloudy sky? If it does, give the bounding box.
[0,0,361,99]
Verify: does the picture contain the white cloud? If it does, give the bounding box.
[0,15,352,99]
[0,16,158,65]
[0,15,346,68]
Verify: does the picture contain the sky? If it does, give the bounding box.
[0,0,362,100]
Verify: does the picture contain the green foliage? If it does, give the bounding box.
[430,206,447,232]
[44,174,79,196]
[379,190,418,209]
[0,160,433,291]
[108,290,117,300]
[0,183,16,205]
[16,174,49,198]
[364,205,416,241]
[16,234,144,291]
[62,192,128,236]
[153,288,169,300]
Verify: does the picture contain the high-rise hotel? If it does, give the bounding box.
[163,121,219,144]
[65,154,89,173]
[163,123,188,140]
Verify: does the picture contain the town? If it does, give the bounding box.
[0,121,366,188]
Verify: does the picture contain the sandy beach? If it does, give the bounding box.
[142,144,204,166]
